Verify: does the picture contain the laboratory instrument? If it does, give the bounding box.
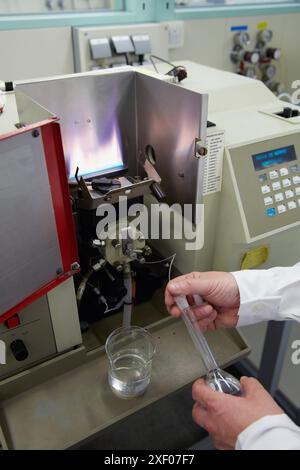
[0,86,82,383]
[0,65,251,449]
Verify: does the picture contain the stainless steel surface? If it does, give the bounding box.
[18,69,208,220]
[0,130,62,317]
[0,90,54,137]
[77,178,153,210]
[14,89,54,127]
[136,73,208,213]
[18,71,136,181]
[0,318,249,450]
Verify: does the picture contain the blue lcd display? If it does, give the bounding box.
[252,145,297,171]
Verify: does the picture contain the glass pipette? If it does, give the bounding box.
[175,294,242,396]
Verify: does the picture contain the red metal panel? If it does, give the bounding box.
[0,273,71,325]
[41,122,79,274]
[0,118,57,142]
[0,122,79,325]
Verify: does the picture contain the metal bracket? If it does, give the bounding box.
[195,138,208,159]
[75,168,155,210]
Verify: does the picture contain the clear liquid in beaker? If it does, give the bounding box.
[108,353,151,399]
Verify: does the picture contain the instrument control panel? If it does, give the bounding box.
[254,145,300,217]
[229,134,300,239]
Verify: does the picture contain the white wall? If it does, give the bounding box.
[1,13,300,85]
[0,27,74,81]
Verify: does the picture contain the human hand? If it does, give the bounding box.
[192,376,284,450]
[165,271,240,331]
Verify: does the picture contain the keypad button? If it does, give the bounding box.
[274,192,284,203]
[269,170,279,180]
[282,178,291,188]
[290,164,299,173]
[280,168,289,177]
[272,181,281,191]
[293,176,300,185]
[296,187,300,196]
[264,196,273,206]
[261,185,271,194]
[259,173,268,183]
[288,201,297,210]
[285,190,294,199]
[266,207,276,217]
[277,204,287,214]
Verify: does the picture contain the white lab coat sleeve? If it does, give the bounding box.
[236,414,300,450]
[231,262,300,326]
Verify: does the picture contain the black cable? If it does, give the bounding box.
[149,55,159,73]
[166,65,183,75]
[124,53,133,66]
[150,54,178,72]
[149,55,187,82]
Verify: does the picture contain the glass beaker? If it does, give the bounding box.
[105,326,156,399]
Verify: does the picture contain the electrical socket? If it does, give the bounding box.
[167,21,185,49]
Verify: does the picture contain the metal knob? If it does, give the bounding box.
[10,339,29,362]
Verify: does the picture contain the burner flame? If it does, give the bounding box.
[67,115,123,179]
